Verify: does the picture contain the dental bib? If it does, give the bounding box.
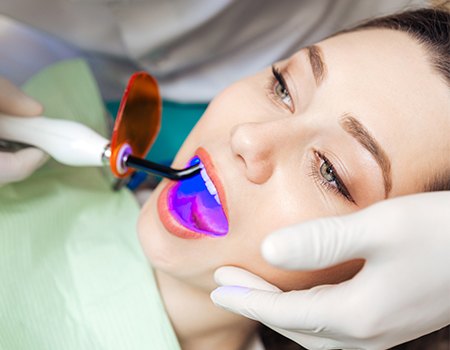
[0,60,180,350]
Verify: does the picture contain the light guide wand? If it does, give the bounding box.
[125,155,201,180]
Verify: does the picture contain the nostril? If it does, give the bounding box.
[234,153,247,171]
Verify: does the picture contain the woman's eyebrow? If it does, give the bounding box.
[306,45,327,85]
[340,114,392,198]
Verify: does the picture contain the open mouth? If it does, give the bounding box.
[166,155,228,237]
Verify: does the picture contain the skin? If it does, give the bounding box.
[138,29,450,350]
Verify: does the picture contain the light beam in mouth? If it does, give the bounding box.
[167,156,228,237]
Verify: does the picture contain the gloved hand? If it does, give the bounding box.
[211,192,450,350]
[0,77,48,185]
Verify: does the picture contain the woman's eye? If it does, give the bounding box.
[311,151,356,204]
[270,66,294,112]
[319,160,335,182]
[274,81,292,107]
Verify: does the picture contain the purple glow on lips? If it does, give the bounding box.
[168,157,228,237]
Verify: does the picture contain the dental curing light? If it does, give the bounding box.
[0,72,200,181]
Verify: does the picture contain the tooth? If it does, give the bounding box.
[205,180,217,195]
[200,169,209,181]
[199,164,221,203]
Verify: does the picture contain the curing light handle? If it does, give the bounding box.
[0,114,110,166]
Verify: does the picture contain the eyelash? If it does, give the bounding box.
[267,66,294,112]
[309,151,355,204]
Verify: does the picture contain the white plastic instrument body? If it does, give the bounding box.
[0,114,110,166]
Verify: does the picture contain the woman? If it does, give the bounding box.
[137,5,450,350]
[0,5,448,350]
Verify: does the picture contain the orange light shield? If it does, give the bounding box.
[110,72,162,178]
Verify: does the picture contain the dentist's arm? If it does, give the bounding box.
[211,192,450,350]
[0,78,48,185]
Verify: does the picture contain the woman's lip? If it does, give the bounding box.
[157,147,228,240]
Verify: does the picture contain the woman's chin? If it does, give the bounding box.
[137,190,219,291]
[137,185,195,273]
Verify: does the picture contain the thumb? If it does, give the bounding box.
[0,78,43,116]
[214,266,281,292]
[211,282,345,331]
[211,267,351,331]
[262,210,376,270]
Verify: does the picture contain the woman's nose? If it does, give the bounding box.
[230,121,283,184]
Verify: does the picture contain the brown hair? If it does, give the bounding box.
[261,4,450,349]
[347,4,450,87]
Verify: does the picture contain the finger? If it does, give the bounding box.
[212,269,355,348]
[211,282,347,331]
[262,212,374,270]
[0,78,43,116]
[214,266,281,292]
[0,148,48,183]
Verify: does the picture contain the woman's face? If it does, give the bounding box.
[138,29,450,292]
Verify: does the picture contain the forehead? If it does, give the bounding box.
[316,29,450,195]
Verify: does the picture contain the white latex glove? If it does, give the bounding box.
[0,77,48,185]
[211,192,450,350]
